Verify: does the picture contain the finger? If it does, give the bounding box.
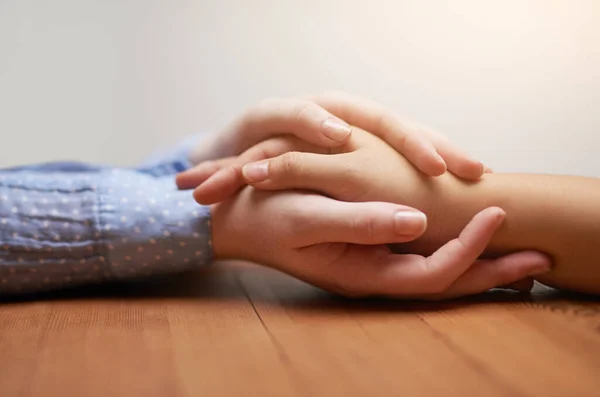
[295,207,507,298]
[298,245,546,299]
[408,122,485,180]
[176,157,237,190]
[233,136,324,165]
[290,196,427,247]
[433,139,484,180]
[192,137,324,204]
[309,91,489,179]
[366,207,507,296]
[241,152,358,200]
[484,165,494,174]
[193,166,245,205]
[227,98,353,154]
[427,251,550,300]
[307,91,447,176]
[412,207,507,293]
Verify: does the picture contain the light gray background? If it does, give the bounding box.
[1,0,599,175]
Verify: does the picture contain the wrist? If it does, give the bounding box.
[394,173,500,256]
[419,173,516,255]
[209,201,239,261]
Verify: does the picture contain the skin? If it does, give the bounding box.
[188,128,600,295]
[209,188,549,299]
[392,172,600,293]
[183,91,487,181]
[178,93,551,298]
[327,130,600,293]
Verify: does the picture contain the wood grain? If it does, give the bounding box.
[1,261,599,397]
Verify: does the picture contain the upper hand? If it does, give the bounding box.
[183,91,487,189]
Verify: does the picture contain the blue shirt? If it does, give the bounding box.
[0,135,212,295]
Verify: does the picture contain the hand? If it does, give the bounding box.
[182,128,547,294]
[182,91,487,188]
[211,187,550,299]
[179,128,452,206]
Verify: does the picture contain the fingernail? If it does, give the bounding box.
[242,161,269,183]
[322,118,352,142]
[394,210,427,236]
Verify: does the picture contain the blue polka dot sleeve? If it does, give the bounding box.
[0,148,213,295]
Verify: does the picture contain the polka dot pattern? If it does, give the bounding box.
[0,156,213,296]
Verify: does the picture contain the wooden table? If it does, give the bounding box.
[1,261,599,397]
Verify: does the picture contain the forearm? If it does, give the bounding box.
[0,167,213,296]
[397,173,600,293]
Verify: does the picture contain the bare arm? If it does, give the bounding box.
[394,172,600,294]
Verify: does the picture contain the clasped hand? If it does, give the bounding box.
[177,92,550,299]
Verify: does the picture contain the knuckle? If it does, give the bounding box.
[240,142,273,164]
[224,165,244,183]
[375,109,404,145]
[278,151,303,174]
[331,162,369,201]
[242,136,298,163]
[254,144,273,162]
[351,215,377,243]
[243,97,280,123]
[294,101,319,124]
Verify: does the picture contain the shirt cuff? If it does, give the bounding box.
[97,171,213,281]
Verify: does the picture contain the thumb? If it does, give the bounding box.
[291,196,428,247]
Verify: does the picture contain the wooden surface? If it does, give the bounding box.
[1,261,600,397]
